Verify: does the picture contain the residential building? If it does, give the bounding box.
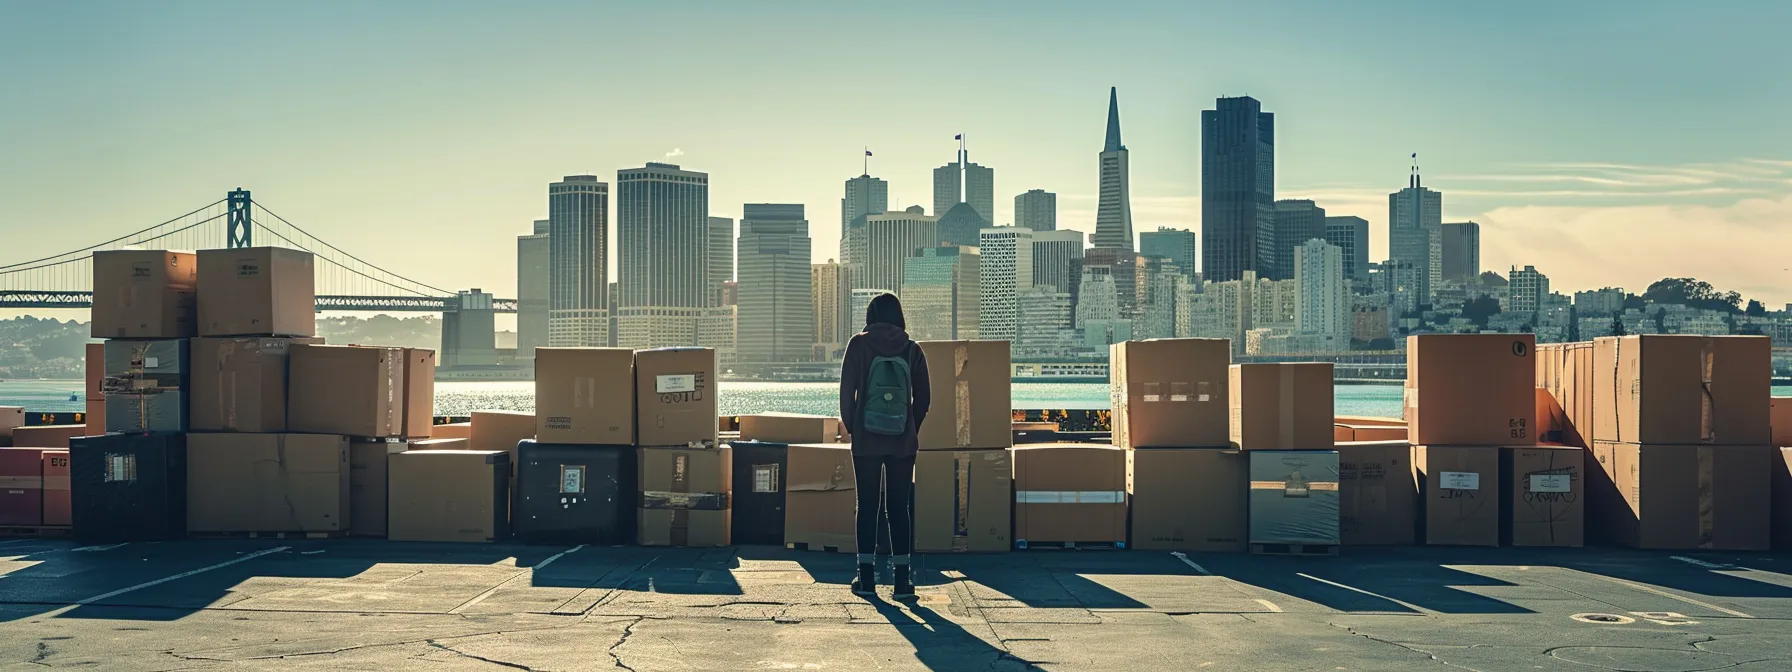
[1014,189,1057,231]
[1574,287,1626,317]
[934,143,994,225]
[1388,168,1443,302]
[841,174,888,263]
[1201,96,1275,282]
[1272,199,1327,281]
[547,176,608,347]
[901,246,980,341]
[1294,239,1350,351]
[978,226,1035,341]
[1031,229,1085,293]
[1139,227,1196,282]
[1323,216,1370,282]
[1508,265,1550,317]
[736,204,813,363]
[707,216,734,307]
[1441,221,1479,281]
[1092,87,1135,252]
[516,219,549,358]
[1138,259,1181,340]
[812,261,851,358]
[860,207,939,294]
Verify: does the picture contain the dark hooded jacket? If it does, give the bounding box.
[840,323,930,457]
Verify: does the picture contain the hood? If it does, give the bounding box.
[860,322,913,356]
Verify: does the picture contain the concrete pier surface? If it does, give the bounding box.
[0,539,1789,671]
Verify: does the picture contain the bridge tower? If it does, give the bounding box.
[227,188,252,248]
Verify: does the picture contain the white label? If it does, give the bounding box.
[1170,394,1190,402]
[560,466,584,494]
[753,465,779,493]
[1196,394,1211,402]
[656,374,696,394]
[1530,474,1571,493]
[1440,471,1480,490]
[144,357,159,368]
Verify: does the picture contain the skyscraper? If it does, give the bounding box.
[901,246,980,341]
[1092,87,1135,252]
[1441,221,1480,281]
[936,202,991,248]
[841,174,888,263]
[860,207,939,294]
[1271,200,1327,281]
[616,163,709,348]
[1014,189,1057,231]
[547,176,608,347]
[1388,165,1443,302]
[1082,247,1137,313]
[1030,229,1084,293]
[933,138,994,224]
[1323,215,1370,281]
[1295,239,1350,350]
[1201,96,1275,283]
[812,261,851,357]
[736,204,813,363]
[1075,270,1132,348]
[1138,227,1197,282]
[977,226,1034,342]
[1507,265,1550,317]
[707,216,734,307]
[517,220,550,358]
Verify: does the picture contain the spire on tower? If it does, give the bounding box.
[1104,87,1125,152]
[1410,152,1420,189]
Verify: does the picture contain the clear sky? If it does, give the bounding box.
[2,1,1789,308]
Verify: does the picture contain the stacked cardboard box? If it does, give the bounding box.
[1407,334,1537,547]
[1012,443,1127,547]
[516,347,637,544]
[783,443,856,551]
[389,450,510,542]
[731,413,845,547]
[0,407,21,448]
[1336,440,1417,546]
[635,348,729,546]
[914,340,1012,552]
[1231,362,1341,551]
[1110,339,1240,551]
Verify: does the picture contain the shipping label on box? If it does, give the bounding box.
[1501,446,1584,547]
[1414,445,1500,546]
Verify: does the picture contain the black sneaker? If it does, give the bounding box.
[851,564,876,596]
[892,565,915,600]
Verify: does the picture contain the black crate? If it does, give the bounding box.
[513,441,636,545]
[69,432,187,542]
[729,441,788,546]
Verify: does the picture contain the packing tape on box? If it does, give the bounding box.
[215,342,234,431]
[1279,365,1296,449]
[0,476,41,489]
[952,452,971,551]
[954,344,971,448]
[1699,338,1715,444]
[1250,480,1341,497]
[1015,490,1125,504]
[1696,445,1714,549]
[641,492,730,510]
[573,376,597,410]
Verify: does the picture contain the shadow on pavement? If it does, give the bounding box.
[865,597,1044,672]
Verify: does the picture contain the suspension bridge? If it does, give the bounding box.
[0,189,515,313]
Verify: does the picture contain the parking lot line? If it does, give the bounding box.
[1296,572,1430,614]
[1581,573,1753,619]
[1170,552,1211,576]
[74,546,289,606]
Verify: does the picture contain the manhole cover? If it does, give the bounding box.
[1570,613,1635,624]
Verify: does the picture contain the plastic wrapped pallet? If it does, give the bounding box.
[1247,450,1341,547]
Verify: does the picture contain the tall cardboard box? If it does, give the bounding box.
[1600,441,1770,550]
[635,348,719,448]
[102,339,189,433]
[1336,440,1417,546]
[1593,336,1771,446]
[915,449,1011,552]
[1406,334,1536,446]
[1773,398,1792,448]
[1229,363,1334,451]
[348,439,407,537]
[740,413,842,445]
[784,443,856,551]
[91,249,197,339]
[535,347,634,445]
[42,450,70,526]
[399,348,436,439]
[1413,445,1500,546]
[1012,444,1127,546]
[0,448,47,525]
[916,340,1012,451]
[638,445,732,547]
[288,345,403,437]
[1247,450,1341,547]
[196,247,316,337]
[1111,339,1229,449]
[1501,445,1584,547]
[388,450,510,543]
[190,337,316,433]
[186,434,350,533]
[1536,343,1593,447]
[12,425,88,449]
[1129,448,1246,552]
[1773,448,1792,551]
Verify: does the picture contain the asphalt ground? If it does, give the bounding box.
[0,537,1789,670]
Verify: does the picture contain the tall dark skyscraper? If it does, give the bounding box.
[737,204,813,363]
[1201,96,1275,283]
[618,163,709,309]
[1272,199,1327,281]
[933,138,993,224]
[1389,165,1443,301]
[1441,221,1480,281]
[1138,227,1196,282]
[1324,215,1370,281]
[1092,87,1134,252]
[840,173,887,264]
[547,176,608,346]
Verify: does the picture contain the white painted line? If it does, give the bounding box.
[1297,572,1430,614]
[1170,552,1211,576]
[533,544,584,571]
[75,546,288,605]
[1585,574,1753,619]
[448,546,583,615]
[1671,556,1732,570]
[1254,598,1284,613]
[72,543,128,552]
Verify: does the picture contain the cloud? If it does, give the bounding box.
[663,148,684,159]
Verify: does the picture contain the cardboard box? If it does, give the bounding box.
[11,425,87,449]
[197,247,316,337]
[388,450,510,543]
[637,445,732,546]
[348,439,407,537]
[186,434,350,532]
[1012,444,1127,545]
[85,343,104,399]
[1335,415,1404,427]
[1536,387,1570,446]
[1336,440,1417,546]
[407,438,468,450]
[0,407,22,439]
[42,450,70,526]
[400,348,436,439]
[1413,445,1500,546]
[515,441,637,545]
[432,422,472,440]
[1334,424,1406,443]
[635,348,719,448]
[1600,441,1770,550]
[1593,336,1770,446]
[190,337,316,433]
[1406,334,1536,446]
[0,448,47,525]
[1500,445,1584,547]
[91,249,197,339]
[1128,448,1246,552]
[535,347,634,445]
[1247,450,1341,546]
[916,340,1012,451]
[1111,339,1229,449]
[1774,448,1792,551]
[470,411,535,465]
[1229,363,1334,451]
[288,345,404,437]
[783,443,856,551]
[102,338,189,433]
[740,413,842,445]
[915,449,1011,552]
[1774,398,1792,448]
[84,399,105,436]
[1546,342,1596,448]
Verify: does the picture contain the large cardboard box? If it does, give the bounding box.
[1247,450,1341,546]
[408,437,468,451]
[399,348,436,439]
[1334,424,1406,443]
[1111,339,1229,449]
[388,450,510,543]
[1336,415,1403,427]
[535,347,634,445]
[1773,398,1792,448]
[1128,448,1246,552]
[348,439,407,537]
[1012,444,1127,546]
[1413,445,1500,546]
[1501,445,1584,547]
[1600,441,1770,550]
[190,337,316,433]
[85,343,104,400]
[288,345,404,437]
[917,340,1012,451]
[1536,388,1570,446]
[1336,440,1417,546]
[0,448,47,525]
[784,443,856,551]
[470,411,535,463]
[1406,334,1536,446]
[91,249,197,339]
[1229,363,1334,451]
[0,407,23,440]
[197,247,316,337]
[186,434,349,533]
[915,449,1012,552]
[1774,448,1792,551]
[635,348,719,448]
[740,413,842,445]
[42,450,70,526]
[432,422,472,440]
[1593,336,1771,446]
[12,425,87,449]
[638,445,732,547]
[102,339,189,433]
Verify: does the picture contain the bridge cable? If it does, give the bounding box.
[252,201,453,296]
[0,198,228,272]
[250,219,433,297]
[0,209,233,276]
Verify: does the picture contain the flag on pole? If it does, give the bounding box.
[954,134,962,140]
[865,150,873,157]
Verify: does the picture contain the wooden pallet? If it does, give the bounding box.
[1015,540,1126,551]
[189,530,345,540]
[785,542,850,554]
[0,525,71,538]
[1250,543,1339,556]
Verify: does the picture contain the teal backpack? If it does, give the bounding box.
[862,349,913,436]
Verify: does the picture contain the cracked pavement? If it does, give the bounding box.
[0,538,1788,670]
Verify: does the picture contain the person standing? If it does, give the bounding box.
[838,292,930,599]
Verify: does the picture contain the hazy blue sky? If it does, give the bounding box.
[3,1,1789,309]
